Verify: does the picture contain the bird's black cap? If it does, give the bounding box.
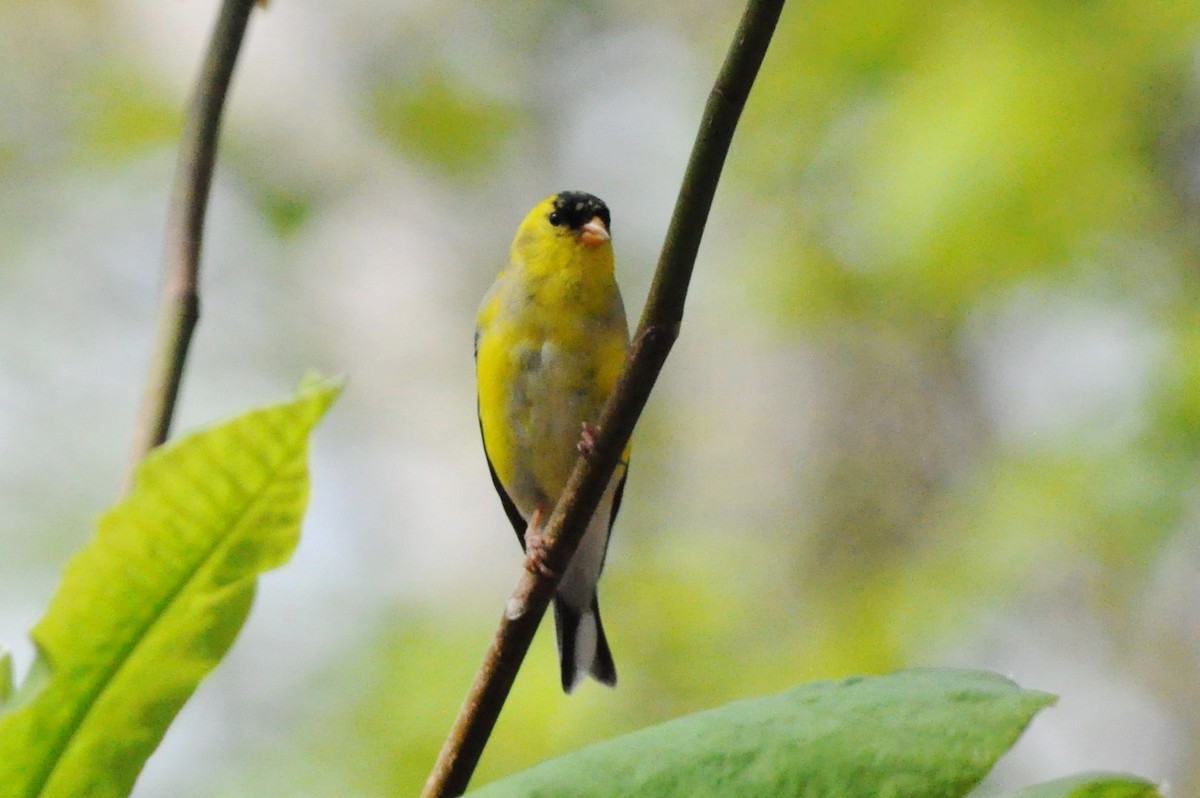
[549,191,611,232]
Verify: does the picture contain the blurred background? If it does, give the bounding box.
[1,0,1199,794]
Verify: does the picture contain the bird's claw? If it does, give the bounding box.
[577,422,601,459]
[524,507,558,578]
[524,529,559,578]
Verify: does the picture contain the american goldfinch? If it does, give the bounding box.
[475,191,630,693]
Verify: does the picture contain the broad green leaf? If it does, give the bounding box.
[999,772,1163,798]
[469,669,1054,798]
[0,379,340,798]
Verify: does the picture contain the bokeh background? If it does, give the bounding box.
[2,0,1199,794]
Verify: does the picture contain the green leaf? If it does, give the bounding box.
[998,772,1163,798]
[0,379,340,798]
[468,669,1055,798]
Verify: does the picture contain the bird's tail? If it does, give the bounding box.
[553,595,616,693]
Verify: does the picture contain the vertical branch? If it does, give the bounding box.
[123,0,259,491]
[421,1,786,796]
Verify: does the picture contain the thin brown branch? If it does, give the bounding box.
[420,2,786,796]
[123,0,259,491]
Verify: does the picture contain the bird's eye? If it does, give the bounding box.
[548,210,563,226]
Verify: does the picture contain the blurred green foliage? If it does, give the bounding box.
[371,70,520,178]
[258,189,313,238]
[742,0,1199,322]
[0,648,10,708]
[73,63,180,162]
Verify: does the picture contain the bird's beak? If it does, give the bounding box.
[578,216,610,248]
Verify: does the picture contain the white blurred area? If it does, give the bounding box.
[0,1,1195,796]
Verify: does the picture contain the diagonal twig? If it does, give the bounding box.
[421,2,787,795]
[123,0,260,491]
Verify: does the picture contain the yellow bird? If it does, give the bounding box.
[475,191,630,693]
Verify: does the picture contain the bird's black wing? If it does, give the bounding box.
[478,408,529,550]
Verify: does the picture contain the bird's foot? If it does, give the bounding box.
[524,508,558,578]
[577,422,601,459]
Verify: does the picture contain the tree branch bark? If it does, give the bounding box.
[123,0,259,491]
[420,2,786,795]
